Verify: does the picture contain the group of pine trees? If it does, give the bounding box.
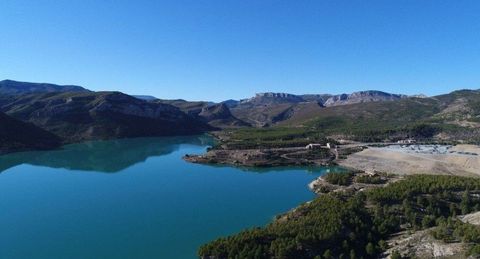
[199,175,480,259]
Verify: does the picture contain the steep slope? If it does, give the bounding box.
[0,112,61,154]
[0,92,211,142]
[156,99,249,128]
[0,79,89,95]
[231,102,295,127]
[431,89,480,126]
[156,99,210,115]
[230,93,303,127]
[198,103,250,128]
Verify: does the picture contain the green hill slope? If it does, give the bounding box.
[0,112,61,154]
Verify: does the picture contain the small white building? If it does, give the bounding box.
[397,139,416,144]
[306,143,322,150]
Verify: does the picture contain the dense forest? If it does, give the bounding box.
[199,175,480,259]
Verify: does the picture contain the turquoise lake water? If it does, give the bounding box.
[0,136,345,258]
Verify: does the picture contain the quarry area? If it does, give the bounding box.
[339,144,480,177]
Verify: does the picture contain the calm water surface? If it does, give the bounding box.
[0,136,345,258]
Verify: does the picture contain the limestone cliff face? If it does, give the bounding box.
[255,92,300,99]
[236,91,406,108]
[229,91,407,127]
[240,92,305,106]
[324,91,407,106]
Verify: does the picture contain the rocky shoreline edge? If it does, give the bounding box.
[183,141,365,167]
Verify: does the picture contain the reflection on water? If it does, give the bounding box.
[0,135,214,173]
[206,163,349,174]
[0,135,345,259]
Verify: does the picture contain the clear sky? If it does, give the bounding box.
[1,0,479,101]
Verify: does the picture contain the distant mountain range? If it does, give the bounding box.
[225,91,409,126]
[0,79,478,153]
[0,79,89,95]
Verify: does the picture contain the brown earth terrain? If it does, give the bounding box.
[339,144,480,177]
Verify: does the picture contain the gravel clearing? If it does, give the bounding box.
[339,144,480,177]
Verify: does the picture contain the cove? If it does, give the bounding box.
[0,135,345,258]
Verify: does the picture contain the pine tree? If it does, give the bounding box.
[461,190,471,214]
[366,242,375,255]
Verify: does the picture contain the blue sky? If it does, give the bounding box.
[1,0,479,101]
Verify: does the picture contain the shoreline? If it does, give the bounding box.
[185,140,480,178]
[183,147,337,167]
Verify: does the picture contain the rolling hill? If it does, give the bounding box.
[0,111,61,154]
[156,99,249,128]
[0,79,89,95]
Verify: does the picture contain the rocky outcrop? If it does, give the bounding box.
[229,91,408,126]
[384,229,467,259]
[459,211,480,226]
[239,92,304,106]
[323,90,407,107]
[235,91,406,108]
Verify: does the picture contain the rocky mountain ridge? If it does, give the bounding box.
[227,90,411,127]
[0,91,211,143]
[156,99,249,128]
[234,90,408,107]
[2,79,478,154]
[0,79,89,95]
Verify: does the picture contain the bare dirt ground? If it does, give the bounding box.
[384,210,480,259]
[384,229,467,259]
[339,144,480,177]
